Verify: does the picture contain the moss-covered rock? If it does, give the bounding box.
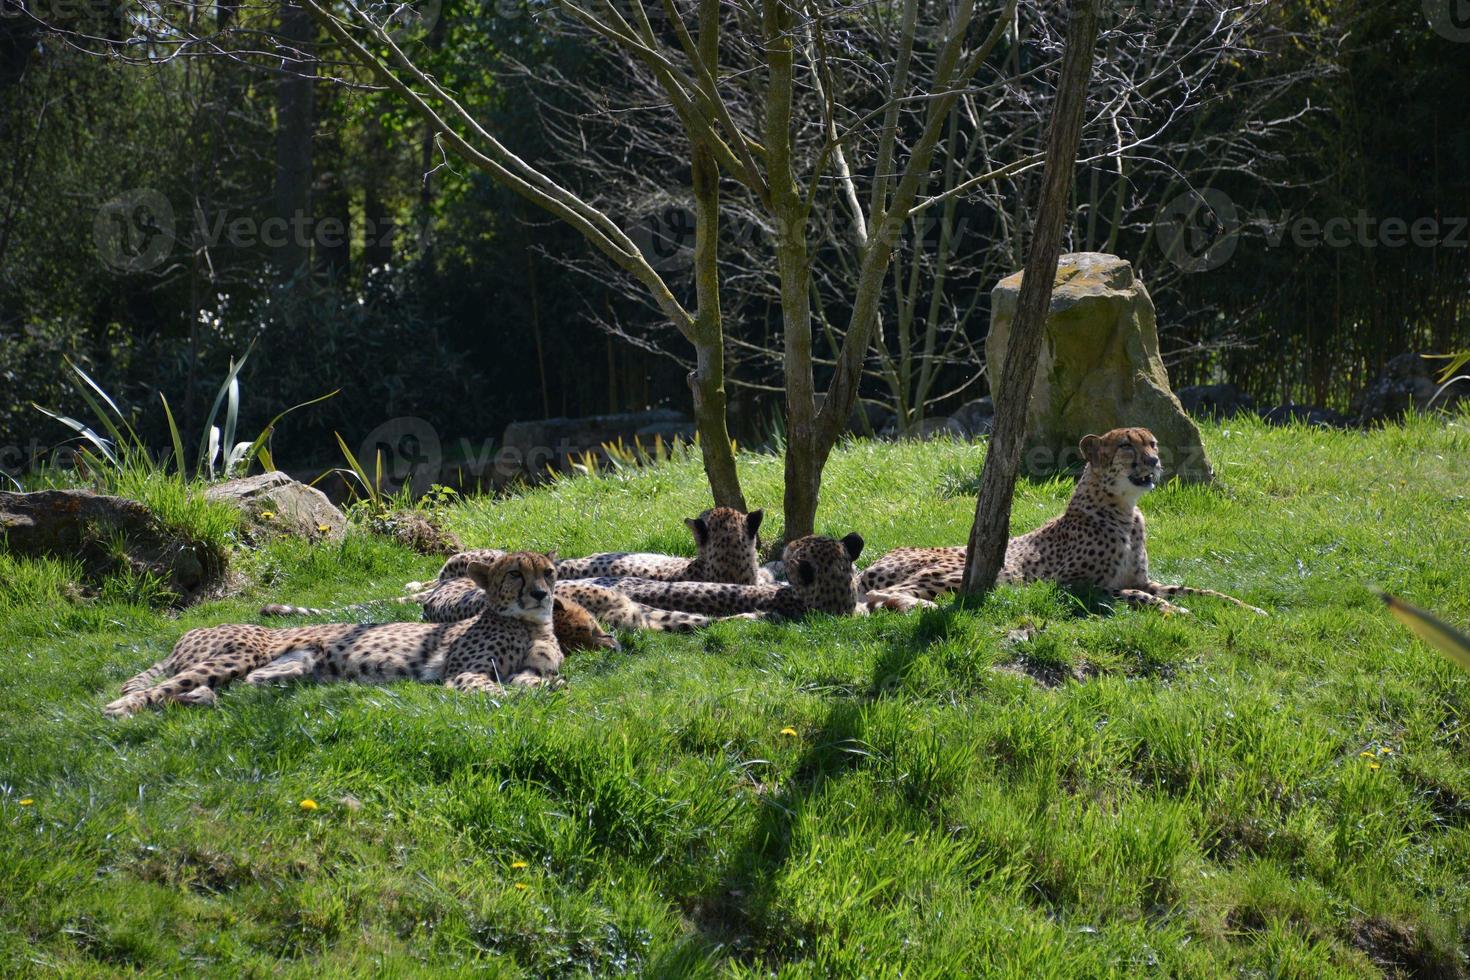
[985,252,1212,482]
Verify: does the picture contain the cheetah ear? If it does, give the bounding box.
[840,532,865,562]
[545,549,558,563]
[1079,434,1105,468]
[464,561,498,591]
[793,559,817,587]
[684,516,709,546]
[745,509,764,539]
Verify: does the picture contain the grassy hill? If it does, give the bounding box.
[2,416,1468,976]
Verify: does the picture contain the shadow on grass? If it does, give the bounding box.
[667,695,869,969]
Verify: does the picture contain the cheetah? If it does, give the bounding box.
[103,551,566,718]
[586,533,924,618]
[408,550,742,632]
[859,427,1267,616]
[261,570,621,653]
[554,506,768,584]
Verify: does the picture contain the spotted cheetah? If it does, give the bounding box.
[859,428,1267,616]
[103,551,566,718]
[409,551,740,632]
[261,570,621,653]
[587,533,922,618]
[554,506,767,584]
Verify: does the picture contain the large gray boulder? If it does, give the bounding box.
[205,471,346,543]
[0,489,222,599]
[1177,383,1255,421]
[499,409,692,481]
[985,252,1212,482]
[1352,352,1470,424]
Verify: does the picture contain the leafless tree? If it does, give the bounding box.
[26,0,1322,535]
[963,0,1097,594]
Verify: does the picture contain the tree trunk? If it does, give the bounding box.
[273,0,315,280]
[686,0,746,511]
[962,0,1100,594]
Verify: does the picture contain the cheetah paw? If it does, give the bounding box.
[102,692,148,719]
[173,686,218,707]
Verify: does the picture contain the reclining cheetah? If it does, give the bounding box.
[407,548,744,632]
[860,427,1266,616]
[586,533,925,618]
[104,551,566,718]
[553,506,768,584]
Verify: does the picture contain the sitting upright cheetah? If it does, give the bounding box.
[554,506,767,584]
[104,551,566,718]
[586,533,925,618]
[859,427,1266,616]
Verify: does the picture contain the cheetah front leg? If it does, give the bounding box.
[1110,588,1190,616]
[103,656,245,718]
[1148,583,1267,616]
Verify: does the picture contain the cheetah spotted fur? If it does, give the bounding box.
[104,552,565,718]
[589,533,923,618]
[553,506,769,584]
[859,427,1267,616]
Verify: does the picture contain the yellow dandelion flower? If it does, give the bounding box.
[1368,762,1381,771]
[514,882,528,891]
[299,799,319,811]
[317,524,331,533]
[261,510,276,520]
[18,799,33,806]
[779,727,798,737]
[1359,751,1375,758]
[510,860,529,869]
[1378,747,1393,755]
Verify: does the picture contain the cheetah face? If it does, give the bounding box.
[553,596,620,652]
[784,533,864,615]
[466,551,558,624]
[686,507,763,581]
[1080,427,1162,500]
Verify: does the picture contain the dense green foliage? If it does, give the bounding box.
[2,1,1466,467]
[2,418,1467,974]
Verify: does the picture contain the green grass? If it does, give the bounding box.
[2,416,1468,976]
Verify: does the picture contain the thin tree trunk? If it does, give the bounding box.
[273,0,315,279]
[962,0,1101,594]
[687,0,746,510]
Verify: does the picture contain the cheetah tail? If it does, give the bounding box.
[119,661,169,695]
[259,603,337,617]
[258,596,417,619]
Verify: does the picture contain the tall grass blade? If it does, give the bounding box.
[64,356,137,449]
[63,362,137,458]
[223,373,240,464]
[238,389,338,475]
[31,404,119,467]
[196,345,253,478]
[334,432,380,508]
[1380,591,1470,674]
[159,393,187,476]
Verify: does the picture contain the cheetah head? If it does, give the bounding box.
[466,551,558,624]
[553,596,620,652]
[685,506,763,584]
[1080,427,1162,500]
[784,532,864,615]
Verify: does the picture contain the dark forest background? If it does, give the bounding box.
[1,0,1466,468]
